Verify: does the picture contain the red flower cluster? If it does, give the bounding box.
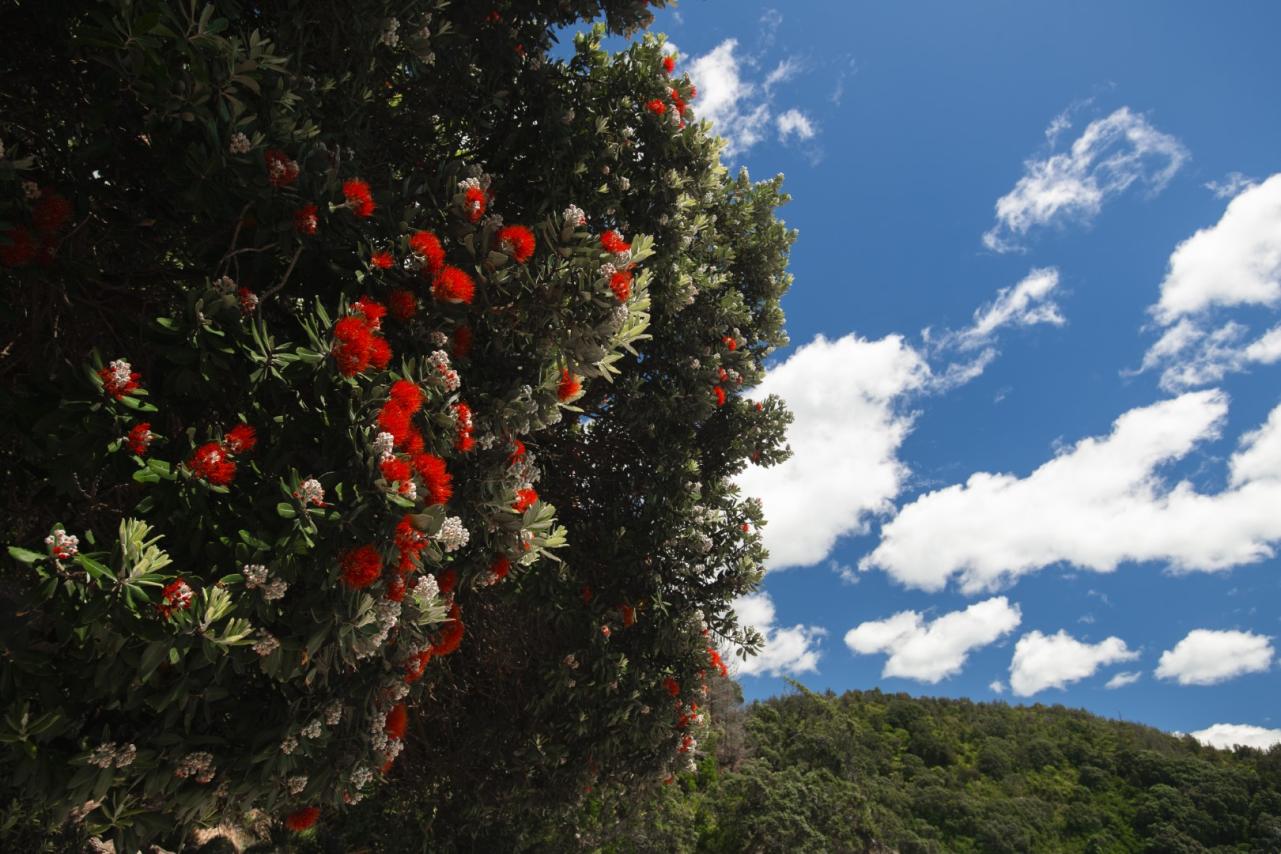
[508,438,526,466]
[224,423,257,454]
[294,203,318,235]
[371,250,394,270]
[342,178,375,217]
[452,324,473,359]
[496,224,535,263]
[409,230,445,274]
[385,703,409,740]
[2,189,74,268]
[581,584,593,604]
[432,265,475,304]
[432,602,465,656]
[662,55,676,74]
[452,402,475,452]
[646,98,667,116]
[188,443,230,485]
[513,487,538,513]
[414,452,453,505]
[238,287,259,314]
[158,577,194,619]
[463,187,487,223]
[32,192,73,234]
[340,544,383,589]
[713,385,726,407]
[723,335,737,351]
[600,229,631,255]
[264,149,299,187]
[388,288,417,320]
[127,422,154,455]
[489,555,511,583]
[707,647,729,678]
[557,369,582,402]
[664,677,681,697]
[285,807,320,832]
[621,603,636,628]
[98,364,141,400]
[609,269,633,302]
[331,299,391,376]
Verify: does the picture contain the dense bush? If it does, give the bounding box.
[0,0,793,849]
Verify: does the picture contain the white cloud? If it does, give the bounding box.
[776,109,816,143]
[1155,629,1274,685]
[1105,670,1142,689]
[1205,171,1256,199]
[1152,174,1281,322]
[739,334,930,570]
[1134,175,1281,390]
[731,591,825,677]
[1191,723,1281,751]
[983,107,1188,252]
[1009,630,1138,696]
[862,391,1281,593]
[844,597,1022,683]
[989,680,1006,694]
[687,35,813,158]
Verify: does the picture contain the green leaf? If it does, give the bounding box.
[275,502,296,519]
[7,546,44,564]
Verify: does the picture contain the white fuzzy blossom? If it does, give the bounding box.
[438,516,470,553]
[372,431,396,461]
[280,736,298,755]
[562,109,575,125]
[175,752,215,783]
[287,775,309,795]
[301,719,323,739]
[88,744,119,769]
[296,477,324,506]
[323,701,344,726]
[106,359,134,390]
[214,275,236,294]
[350,764,374,790]
[45,529,79,560]
[409,572,439,605]
[379,17,400,47]
[563,204,586,226]
[243,564,268,588]
[228,132,251,155]
[252,631,279,657]
[428,350,460,391]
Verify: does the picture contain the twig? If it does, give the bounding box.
[260,246,303,301]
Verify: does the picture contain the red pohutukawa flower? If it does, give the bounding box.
[452,402,475,452]
[714,385,727,407]
[341,545,383,589]
[371,250,394,270]
[385,703,408,740]
[463,187,486,223]
[646,98,666,116]
[158,578,194,619]
[342,178,375,217]
[600,229,631,254]
[621,603,636,628]
[1,227,37,267]
[388,288,417,320]
[662,55,676,74]
[513,487,538,513]
[508,438,526,466]
[32,192,72,234]
[224,423,257,454]
[331,306,391,377]
[432,265,475,304]
[489,555,511,582]
[433,603,465,656]
[294,203,318,235]
[237,287,258,314]
[127,422,154,455]
[189,442,236,485]
[389,379,423,413]
[264,149,299,187]
[285,807,320,832]
[452,324,473,359]
[437,568,458,596]
[408,230,445,273]
[723,335,737,351]
[353,296,386,326]
[413,453,453,505]
[380,457,413,492]
[496,225,535,263]
[581,584,593,605]
[98,360,142,399]
[377,402,413,447]
[609,269,633,302]
[664,677,681,697]
[557,369,582,402]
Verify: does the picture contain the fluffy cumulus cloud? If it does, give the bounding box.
[731,591,825,677]
[1137,175,1281,390]
[776,108,816,143]
[844,597,1021,683]
[983,107,1188,252]
[1009,630,1138,696]
[1191,723,1281,750]
[739,334,930,570]
[861,391,1281,592]
[1154,629,1274,685]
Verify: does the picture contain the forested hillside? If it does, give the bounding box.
[561,686,1281,854]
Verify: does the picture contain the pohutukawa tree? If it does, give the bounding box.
[0,0,793,850]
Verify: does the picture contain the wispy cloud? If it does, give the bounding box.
[983,107,1188,252]
[1105,671,1142,689]
[1205,171,1256,199]
[776,108,816,143]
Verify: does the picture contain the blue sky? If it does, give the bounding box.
[621,1,1281,748]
